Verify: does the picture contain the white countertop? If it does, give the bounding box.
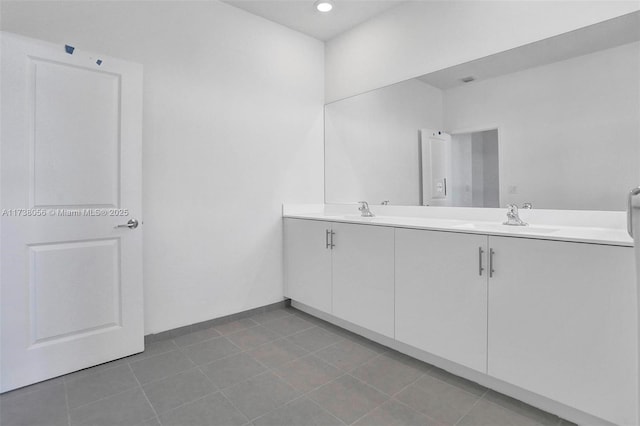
[283,204,633,247]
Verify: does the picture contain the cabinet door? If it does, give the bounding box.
[395,229,488,372]
[332,223,395,338]
[488,236,637,425]
[284,219,332,313]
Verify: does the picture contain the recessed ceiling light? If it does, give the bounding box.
[314,0,333,12]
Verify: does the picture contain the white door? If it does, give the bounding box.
[420,129,451,206]
[1,32,143,392]
[284,219,332,313]
[331,223,394,338]
[488,236,637,425]
[395,229,488,372]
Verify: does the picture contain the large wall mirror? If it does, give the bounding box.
[324,12,640,211]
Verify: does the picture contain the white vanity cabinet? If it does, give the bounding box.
[284,215,637,425]
[395,228,488,372]
[284,219,332,313]
[284,219,395,338]
[331,222,395,338]
[487,236,637,426]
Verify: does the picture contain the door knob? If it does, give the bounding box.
[115,219,139,229]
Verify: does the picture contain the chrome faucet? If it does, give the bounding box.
[521,203,533,209]
[358,201,375,217]
[503,204,528,226]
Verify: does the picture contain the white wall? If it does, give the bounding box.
[444,42,640,211]
[0,1,325,333]
[325,1,640,102]
[324,79,442,205]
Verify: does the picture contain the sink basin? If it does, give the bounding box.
[452,223,559,234]
[332,215,377,221]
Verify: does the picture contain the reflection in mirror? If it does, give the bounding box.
[324,12,640,211]
[449,129,500,208]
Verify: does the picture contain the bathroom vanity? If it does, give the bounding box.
[283,204,636,426]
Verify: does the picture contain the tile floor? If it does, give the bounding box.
[1,306,575,426]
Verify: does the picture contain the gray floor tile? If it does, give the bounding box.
[288,326,343,352]
[457,399,550,426]
[223,372,301,421]
[318,322,362,339]
[181,336,241,365]
[274,354,342,393]
[225,325,280,350]
[351,352,426,396]
[0,382,68,426]
[126,339,180,363]
[137,417,161,426]
[426,367,486,397]
[250,308,295,324]
[248,338,309,368]
[64,357,132,382]
[70,387,155,426]
[395,375,482,425]
[0,376,64,401]
[213,318,258,335]
[253,397,345,426]
[482,391,560,426]
[353,400,442,426]
[348,335,389,354]
[159,392,247,426]
[172,327,221,347]
[292,310,333,327]
[261,315,315,336]
[66,364,139,408]
[142,368,216,414]
[200,353,267,389]
[309,375,388,424]
[130,350,194,384]
[315,340,378,372]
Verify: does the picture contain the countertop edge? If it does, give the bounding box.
[283,214,634,248]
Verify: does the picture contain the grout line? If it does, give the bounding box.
[128,363,162,426]
[65,377,142,411]
[219,391,251,425]
[453,389,488,426]
[62,377,72,426]
[338,374,391,425]
[248,394,308,424]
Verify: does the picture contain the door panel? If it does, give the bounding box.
[488,236,637,425]
[284,219,332,313]
[1,32,143,392]
[332,223,394,338]
[29,239,121,343]
[395,229,488,372]
[33,59,121,207]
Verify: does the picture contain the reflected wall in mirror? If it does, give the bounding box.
[449,129,500,208]
[324,12,640,211]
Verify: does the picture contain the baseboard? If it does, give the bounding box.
[144,299,290,343]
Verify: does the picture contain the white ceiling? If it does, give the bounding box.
[221,0,406,41]
[419,11,640,90]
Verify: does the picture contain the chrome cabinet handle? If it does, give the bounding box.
[478,247,484,276]
[330,230,335,249]
[115,218,138,229]
[489,249,495,278]
[325,229,330,249]
[627,187,640,237]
